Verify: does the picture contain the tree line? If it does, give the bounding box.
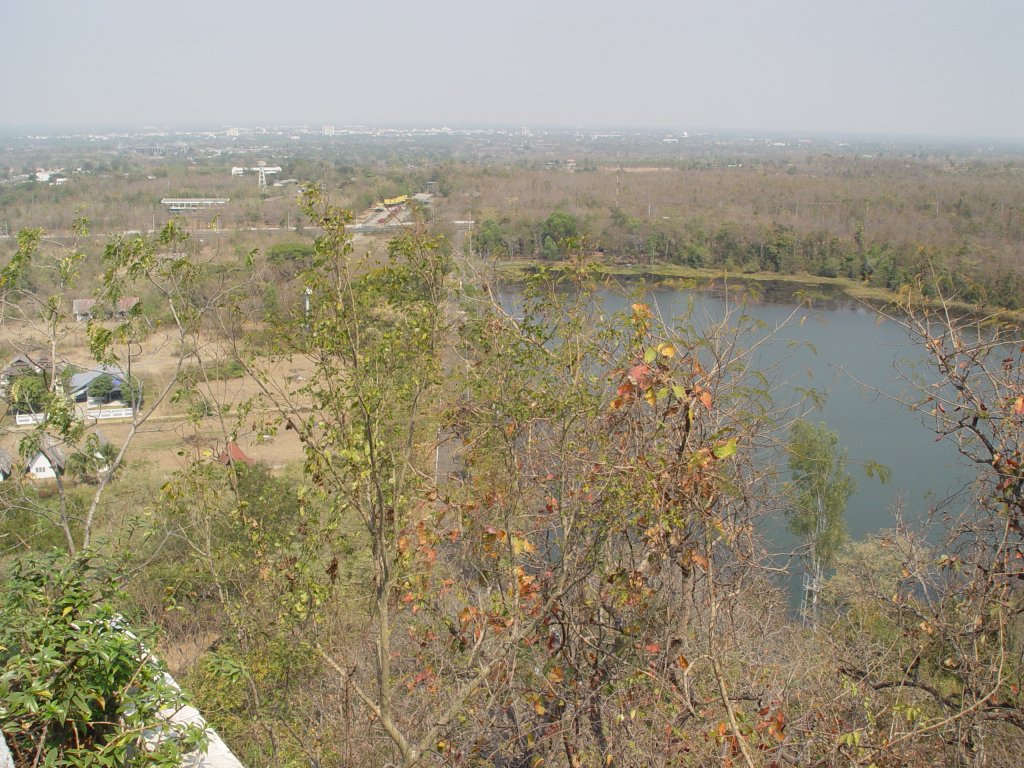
[1,193,1023,766]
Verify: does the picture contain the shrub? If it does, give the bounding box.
[0,552,205,768]
[266,242,314,264]
[180,359,246,385]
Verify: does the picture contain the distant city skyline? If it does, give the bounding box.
[4,0,1023,141]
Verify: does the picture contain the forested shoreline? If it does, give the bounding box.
[7,145,1021,309]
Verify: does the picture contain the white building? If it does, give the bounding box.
[0,448,13,481]
[161,198,229,211]
[26,436,66,480]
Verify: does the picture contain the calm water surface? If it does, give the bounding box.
[505,280,973,551]
[637,285,971,545]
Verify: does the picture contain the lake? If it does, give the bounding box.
[501,278,973,555]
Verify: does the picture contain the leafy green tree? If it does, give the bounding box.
[711,222,747,268]
[66,434,120,484]
[760,224,795,272]
[231,187,466,767]
[87,373,116,402]
[474,218,507,258]
[266,241,315,264]
[786,419,855,618]
[0,551,204,768]
[542,210,579,250]
[9,372,49,413]
[541,234,560,260]
[602,206,646,258]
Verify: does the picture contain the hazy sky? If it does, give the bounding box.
[3,0,1022,139]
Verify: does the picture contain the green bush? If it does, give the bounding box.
[0,552,205,768]
[181,359,246,384]
[8,373,48,414]
[266,242,314,264]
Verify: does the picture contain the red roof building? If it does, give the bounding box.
[218,441,255,467]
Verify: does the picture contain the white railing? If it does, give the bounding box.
[86,407,135,420]
[15,407,135,426]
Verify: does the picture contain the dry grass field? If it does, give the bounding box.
[0,320,313,477]
[0,231,390,483]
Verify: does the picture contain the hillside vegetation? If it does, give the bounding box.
[1,139,1023,767]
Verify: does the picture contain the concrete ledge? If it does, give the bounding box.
[157,672,246,768]
[0,641,245,768]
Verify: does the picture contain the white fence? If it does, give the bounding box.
[15,407,134,426]
[87,407,134,420]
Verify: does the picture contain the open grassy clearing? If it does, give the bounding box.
[0,318,314,473]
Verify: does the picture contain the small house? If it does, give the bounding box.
[72,299,98,322]
[0,448,13,481]
[218,441,254,467]
[1,351,53,383]
[115,297,140,318]
[26,436,66,480]
[68,365,128,404]
[0,351,57,400]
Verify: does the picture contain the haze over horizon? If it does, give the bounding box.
[3,0,1023,141]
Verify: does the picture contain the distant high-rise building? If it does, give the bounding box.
[322,124,335,137]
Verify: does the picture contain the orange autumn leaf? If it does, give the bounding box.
[631,302,652,318]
